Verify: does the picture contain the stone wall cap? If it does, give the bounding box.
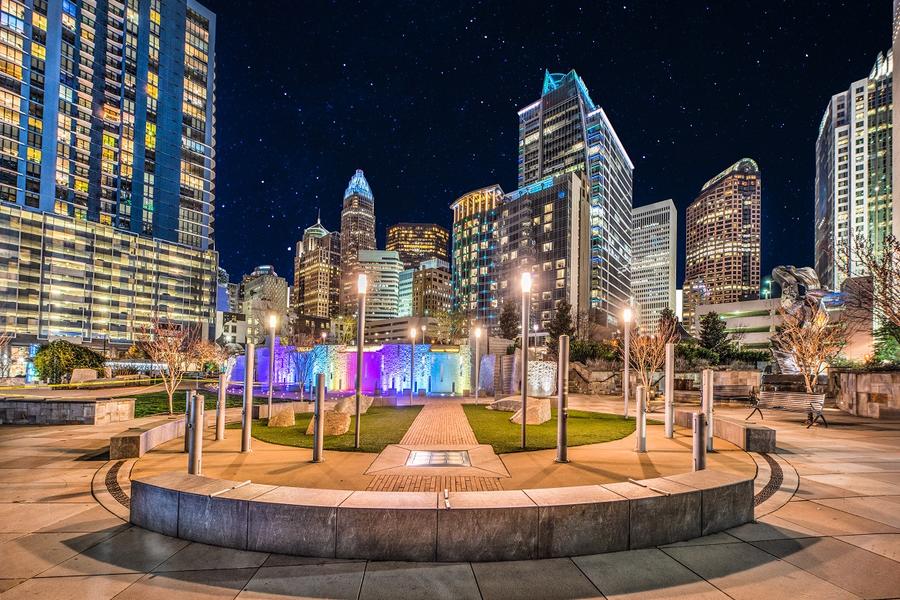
[663,470,752,490]
[340,490,439,509]
[134,473,232,494]
[252,486,352,507]
[631,477,697,495]
[446,490,535,509]
[602,481,663,499]
[214,482,277,500]
[523,485,624,506]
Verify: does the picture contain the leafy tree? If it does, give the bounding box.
[498,300,519,341]
[570,339,620,364]
[546,300,575,357]
[658,307,678,335]
[873,322,900,364]
[698,312,730,353]
[33,340,105,384]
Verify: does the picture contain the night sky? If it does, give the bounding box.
[203,0,890,287]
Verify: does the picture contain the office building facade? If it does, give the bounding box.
[240,265,288,343]
[412,258,451,317]
[339,169,376,312]
[496,172,591,330]
[397,268,414,317]
[386,222,449,269]
[683,158,762,325]
[357,250,402,320]
[517,70,633,327]
[815,50,894,290]
[632,199,677,334]
[450,184,503,328]
[292,218,340,320]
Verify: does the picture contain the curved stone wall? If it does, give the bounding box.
[130,470,753,562]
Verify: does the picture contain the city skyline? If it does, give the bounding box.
[201,1,890,286]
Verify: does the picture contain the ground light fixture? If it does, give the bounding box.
[409,327,417,404]
[623,307,633,418]
[267,313,278,417]
[355,273,367,448]
[474,325,482,402]
[520,271,532,449]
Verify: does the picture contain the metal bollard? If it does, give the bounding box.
[693,412,707,471]
[635,385,646,453]
[555,335,569,463]
[312,373,325,463]
[664,342,674,439]
[702,369,714,452]
[242,342,255,453]
[188,392,204,474]
[216,371,227,441]
[184,390,193,453]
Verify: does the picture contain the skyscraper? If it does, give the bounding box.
[240,265,288,343]
[683,159,761,324]
[450,184,503,328]
[293,217,341,320]
[340,169,376,313]
[412,258,452,317]
[517,70,633,327]
[357,250,402,320]
[815,50,893,290]
[0,0,217,349]
[386,223,450,269]
[632,200,677,334]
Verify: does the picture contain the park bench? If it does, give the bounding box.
[713,384,754,401]
[746,390,827,428]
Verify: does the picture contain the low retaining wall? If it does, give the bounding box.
[674,409,775,453]
[110,412,213,459]
[836,371,900,418]
[130,470,753,562]
[0,396,135,425]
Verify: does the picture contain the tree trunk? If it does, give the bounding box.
[167,389,174,415]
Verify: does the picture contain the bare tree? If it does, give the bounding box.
[772,297,846,393]
[0,332,12,378]
[623,319,677,394]
[141,320,206,414]
[845,235,900,336]
[287,333,315,399]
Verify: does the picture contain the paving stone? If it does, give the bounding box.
[153,541,269,572]
[0,503,97,533]
[813,496,900,528]
[115,567,257,600]
[472,558,602,600]
[0,530,118,579]
[772,499,900,536]
[237,563,365,599]
[358,561,481,600]
[0,573,142,600]
[41,527,188,576]
[835,533,900,562]
[37,505,128,534]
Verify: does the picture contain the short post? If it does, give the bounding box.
[242,341,255,453]
[216,371,226,441]
[635,385,646,453]
[664,342,675,439]
[555,334,569,463]
[692,412,707,471]
[702,368,714,452]
[188,392,204,474]
[312,373,325,463]
[183,390,192,453]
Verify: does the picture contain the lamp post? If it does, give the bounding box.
[474,326,482,403]
[354,273,367,449]
[520,271,532,449]
[623,307,632,419]
[267,313,277,419]
[421,325,426,345]
[410,326,417,405]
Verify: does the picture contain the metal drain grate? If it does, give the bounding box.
[406,450,471,467]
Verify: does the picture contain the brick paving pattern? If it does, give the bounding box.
[366,474,503,492]
[399,401,478,445]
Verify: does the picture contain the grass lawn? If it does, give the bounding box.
[133,390,250,418]
[226,406,422,453]
[462,404,637,454]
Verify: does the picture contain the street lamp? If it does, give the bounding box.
[320,331,327,344]
[623,307,633,419]
[354,273,367,449]
[474,326,482,403]
[267,313,277,419]
[520,271,532,449]
[409,327,417,405]
[421,324,427,345]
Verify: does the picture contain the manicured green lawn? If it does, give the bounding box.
[133,390,250,418]
[226,406,422,453]
[462,404,637,454]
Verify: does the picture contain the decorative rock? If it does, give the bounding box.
[70,368,98,383]
[305,410,350,436]
[267,406,295,428]
[487,396,523,412]
[510,397,551,425]
[333,395,373,415]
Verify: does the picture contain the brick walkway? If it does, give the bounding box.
[366,474,503,492]
[399,401,478,445]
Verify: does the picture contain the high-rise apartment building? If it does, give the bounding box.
[815,50,894,290]
[339,169,376,313]
[412,258,452,317]
[496,172,591,329]
[386,223,449,269]
[631,200,677,334]
[0,0,217,350]
[357,250,402,320]
[397,268,414,317]
[450,184,503,328]
[517,70,633,327]
[683,159,761,324]
[240,265,288,343]
[292,218,341,320]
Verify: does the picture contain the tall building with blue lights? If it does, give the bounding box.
[340,169,376,313]
[518,70,634,327]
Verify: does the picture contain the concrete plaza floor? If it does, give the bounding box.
[0,395,899,598]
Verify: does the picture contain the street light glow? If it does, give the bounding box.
[623,307,633,323]
[410,327,417,339]
[474,326,482,338]
[521,271,532,292]
[268,313,278,328]
[357,273,368,294]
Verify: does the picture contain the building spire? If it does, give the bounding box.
[343,169,374,201]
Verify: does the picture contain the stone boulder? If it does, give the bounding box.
[333,395,373,415]
[70,368,98,384]
[305,410,351,436]
[267,406,295,428]
[509,397,552,425]
[487,396,522,412]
